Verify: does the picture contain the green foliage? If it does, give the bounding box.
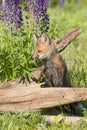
[0,112,87,130]
[0,13,39,81]
[80,0,87,5]
[0,112,46,130]
[50,0,59,7]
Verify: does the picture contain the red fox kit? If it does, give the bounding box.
[33,33,84,114]
[33,33,71,87]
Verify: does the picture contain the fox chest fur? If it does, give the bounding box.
[43,53,70,87]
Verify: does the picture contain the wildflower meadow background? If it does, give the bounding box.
[0,0,87,129]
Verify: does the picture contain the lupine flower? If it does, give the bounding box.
[59,0,64,8]
[33,0,49,32]
[0,0,23,28]
[0,0,49,32]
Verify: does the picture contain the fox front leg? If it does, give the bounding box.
[40,75,51,88]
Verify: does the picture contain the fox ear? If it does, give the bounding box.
[33,34,38,42]
[41,33,49,44]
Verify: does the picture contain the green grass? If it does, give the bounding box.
[0,112,87,130]
[0,4,87,130]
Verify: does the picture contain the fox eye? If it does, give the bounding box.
[38,50,41,53]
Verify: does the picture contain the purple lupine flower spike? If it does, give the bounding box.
[33,0,49,32]
[59,0,64,8]
[13,0,23,28]
[0,0,23,28]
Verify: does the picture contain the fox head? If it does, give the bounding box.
[33,33,54,60]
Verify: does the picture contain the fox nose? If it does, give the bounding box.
[32,56,38,60]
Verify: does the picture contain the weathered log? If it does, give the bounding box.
[0,87,87,113]
[55,28,82,52]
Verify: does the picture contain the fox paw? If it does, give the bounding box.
[40,83,48,88]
